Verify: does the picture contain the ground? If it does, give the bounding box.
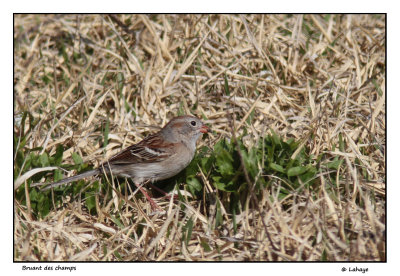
[14,14,385,261]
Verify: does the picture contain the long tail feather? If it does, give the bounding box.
[33,169,99,191]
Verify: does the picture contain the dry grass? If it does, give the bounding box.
[14,14,385,261]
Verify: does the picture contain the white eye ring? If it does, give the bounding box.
[190,121,197,126]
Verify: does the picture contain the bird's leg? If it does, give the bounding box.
[134,182,162,211]
[146,182,179,200]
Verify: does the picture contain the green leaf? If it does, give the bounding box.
[287,166,308,177]
[215,200,223,228]
[110,214,124,229]
[269,162,285,173]
[186,177,202,194]
[372,79,383,97]
[200,238,212,252]
[103,119,110,148]
[53,169,62,182]
[326,158,343,170]
[246,109,255,125]
[215,148,234,177]
[224,74,230,96]
[185,218,194,246]
[271,131,282,147]
[54,145,64,166]
[85,192,96,213]
[178,102,185,116]
[114,251,122,260]
[39,153,49,167]
[29,188,39,201]
[339,133,344,152]
[71,153,83,165]
[212,176,236,192]
[241,148,258,177]
[232,207,237,233]
[298,168,317,185]
[20,111,28,135]
[200,155,214,172]
[38,193,50,218]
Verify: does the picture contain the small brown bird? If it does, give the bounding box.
[34,115,209,210]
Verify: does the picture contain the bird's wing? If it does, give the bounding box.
[105,134,176,165]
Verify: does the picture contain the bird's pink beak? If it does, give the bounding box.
[200,125,209,133]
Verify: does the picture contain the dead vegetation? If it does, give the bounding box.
[14,14,385,261]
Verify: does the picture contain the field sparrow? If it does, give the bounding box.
[35,115,209,210]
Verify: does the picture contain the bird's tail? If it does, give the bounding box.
[32,169,99,191]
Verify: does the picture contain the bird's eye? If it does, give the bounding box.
[190,120,197,126]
